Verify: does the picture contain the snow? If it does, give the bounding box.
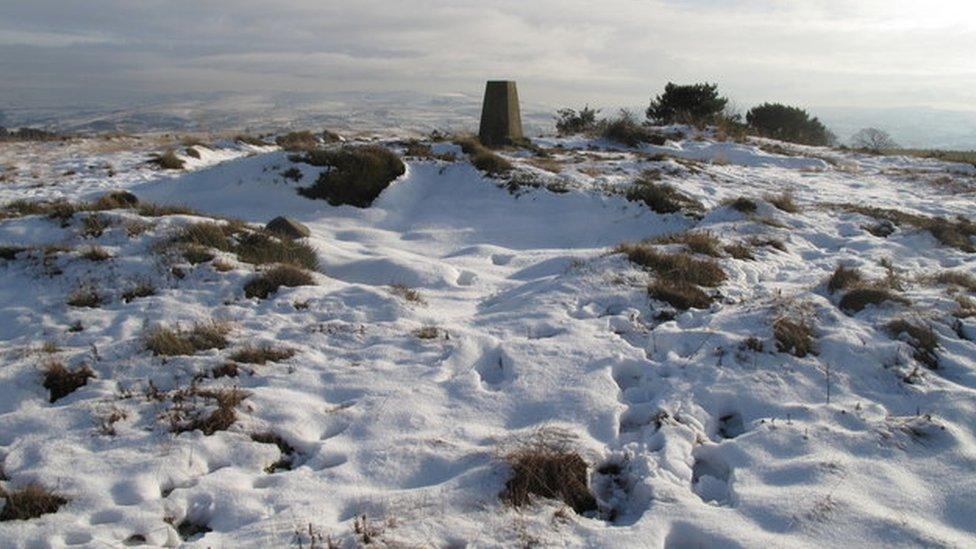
[0,132,974,547]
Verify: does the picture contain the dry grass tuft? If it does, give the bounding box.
[456,137,514,176]
[839,287,910,313]
[42,361,95,402]
[652,230,723,257]
[145,322,231,356]
[80,245,111,261]
[389,283,427,305]
[501,440,598,514]
[275,131,319,151]
[235,232,318,270]
[149,150,185,170]
[229,346,295,365]
[244,264,315,299]
[0,484,68,521]
[773,317,815,357]
[136,202,200,217]
[297,145,406,206]
[67,287,102,308]
[765,191,800,213]
[887,319,939,369]
[827,264,864,294]
[724,242,755,261]
[724,196,758,213]
[182,245,214,265]
[251,432,298,473]
[931,270,976,292]
[121,282,156,303]
[80,214,110,238]
[413,326,442,339]
[626,175,704,216]
[172,387,249,436]
[616,243,726,287]
[648,279,714,310]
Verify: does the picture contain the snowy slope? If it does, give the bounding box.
[0,132,974,547]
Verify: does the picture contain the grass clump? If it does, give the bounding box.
[136,202,199,217]
[172,388,249,436]
[275,131,319,151]
[599,110,668,147]
[827,264,864,293]
[229,346,295,365]
[235,134,269,146]
[121,282,156,302]
[174,222,233,250]
[389,283,426,305]
[887,319,939,369]
[724,242,754,261]
[42,361,95,402]
[145,321,230,356]
[616,243,725,287]
[839,287,910,313]
[765,191,799,213]
[149,150,185,170]
[0,484,68,521]
[413,326,442,340]
[652,230,723,257]
[80,214,110,238]
[724,196,758,213]
[456,137,513,176]
[773,317,815,357]
[183,245,214,264]
[297,145,405,207]
[626,175,703,217]
[648,279,714,310]
[501,439,598,515]
[244,264,315,299]
[235,232,318,270]
[931,270,976,292]
[830,204,976,253]
[80,245,111,261]
[67,287,102,308]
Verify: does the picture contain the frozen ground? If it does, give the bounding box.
[0,130,974,547]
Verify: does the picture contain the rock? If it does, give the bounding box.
[265,216,310,239]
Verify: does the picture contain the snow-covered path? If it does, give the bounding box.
[1,135,975,547]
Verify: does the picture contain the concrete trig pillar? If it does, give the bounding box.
[478,81,524,147]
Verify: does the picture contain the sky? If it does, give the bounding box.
[1,0,975,124]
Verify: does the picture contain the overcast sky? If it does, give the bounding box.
[1,0,975,114]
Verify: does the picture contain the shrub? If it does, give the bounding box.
[145,322,230,356]
[617,243,726,287]
[765,191,799,213]
[648,279,714,310]
[0,484,67,521]
[599,110,668,147]
[839,288,910,313]
[887,319,938,369]
[773,317,814,357]
[456,137,513,176]
[229,346,295,365]
[42,361,95,402]
[501,441,597,514]
[275,131,319,151]
[851,128,898,152]
[652,231,723,257]
[646,82,728,125]
[746,103,833,146]
[244,264,315,299]
[626,176,703,217]
[827,265,863,293]
[297,146,405,207]
[555,106,599,135]
[149,150,185,170]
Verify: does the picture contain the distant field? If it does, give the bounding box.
[886,148,976,166]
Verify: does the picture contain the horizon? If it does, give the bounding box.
[1,1,975,147]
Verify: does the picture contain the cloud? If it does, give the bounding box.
[0,0,974,111]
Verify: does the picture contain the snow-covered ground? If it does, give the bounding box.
[0,131,974,547]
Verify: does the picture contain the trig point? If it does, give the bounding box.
[478,80,523,147]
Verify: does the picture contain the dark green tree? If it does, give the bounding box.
[746,103,833,146]
[646,83,729,125]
